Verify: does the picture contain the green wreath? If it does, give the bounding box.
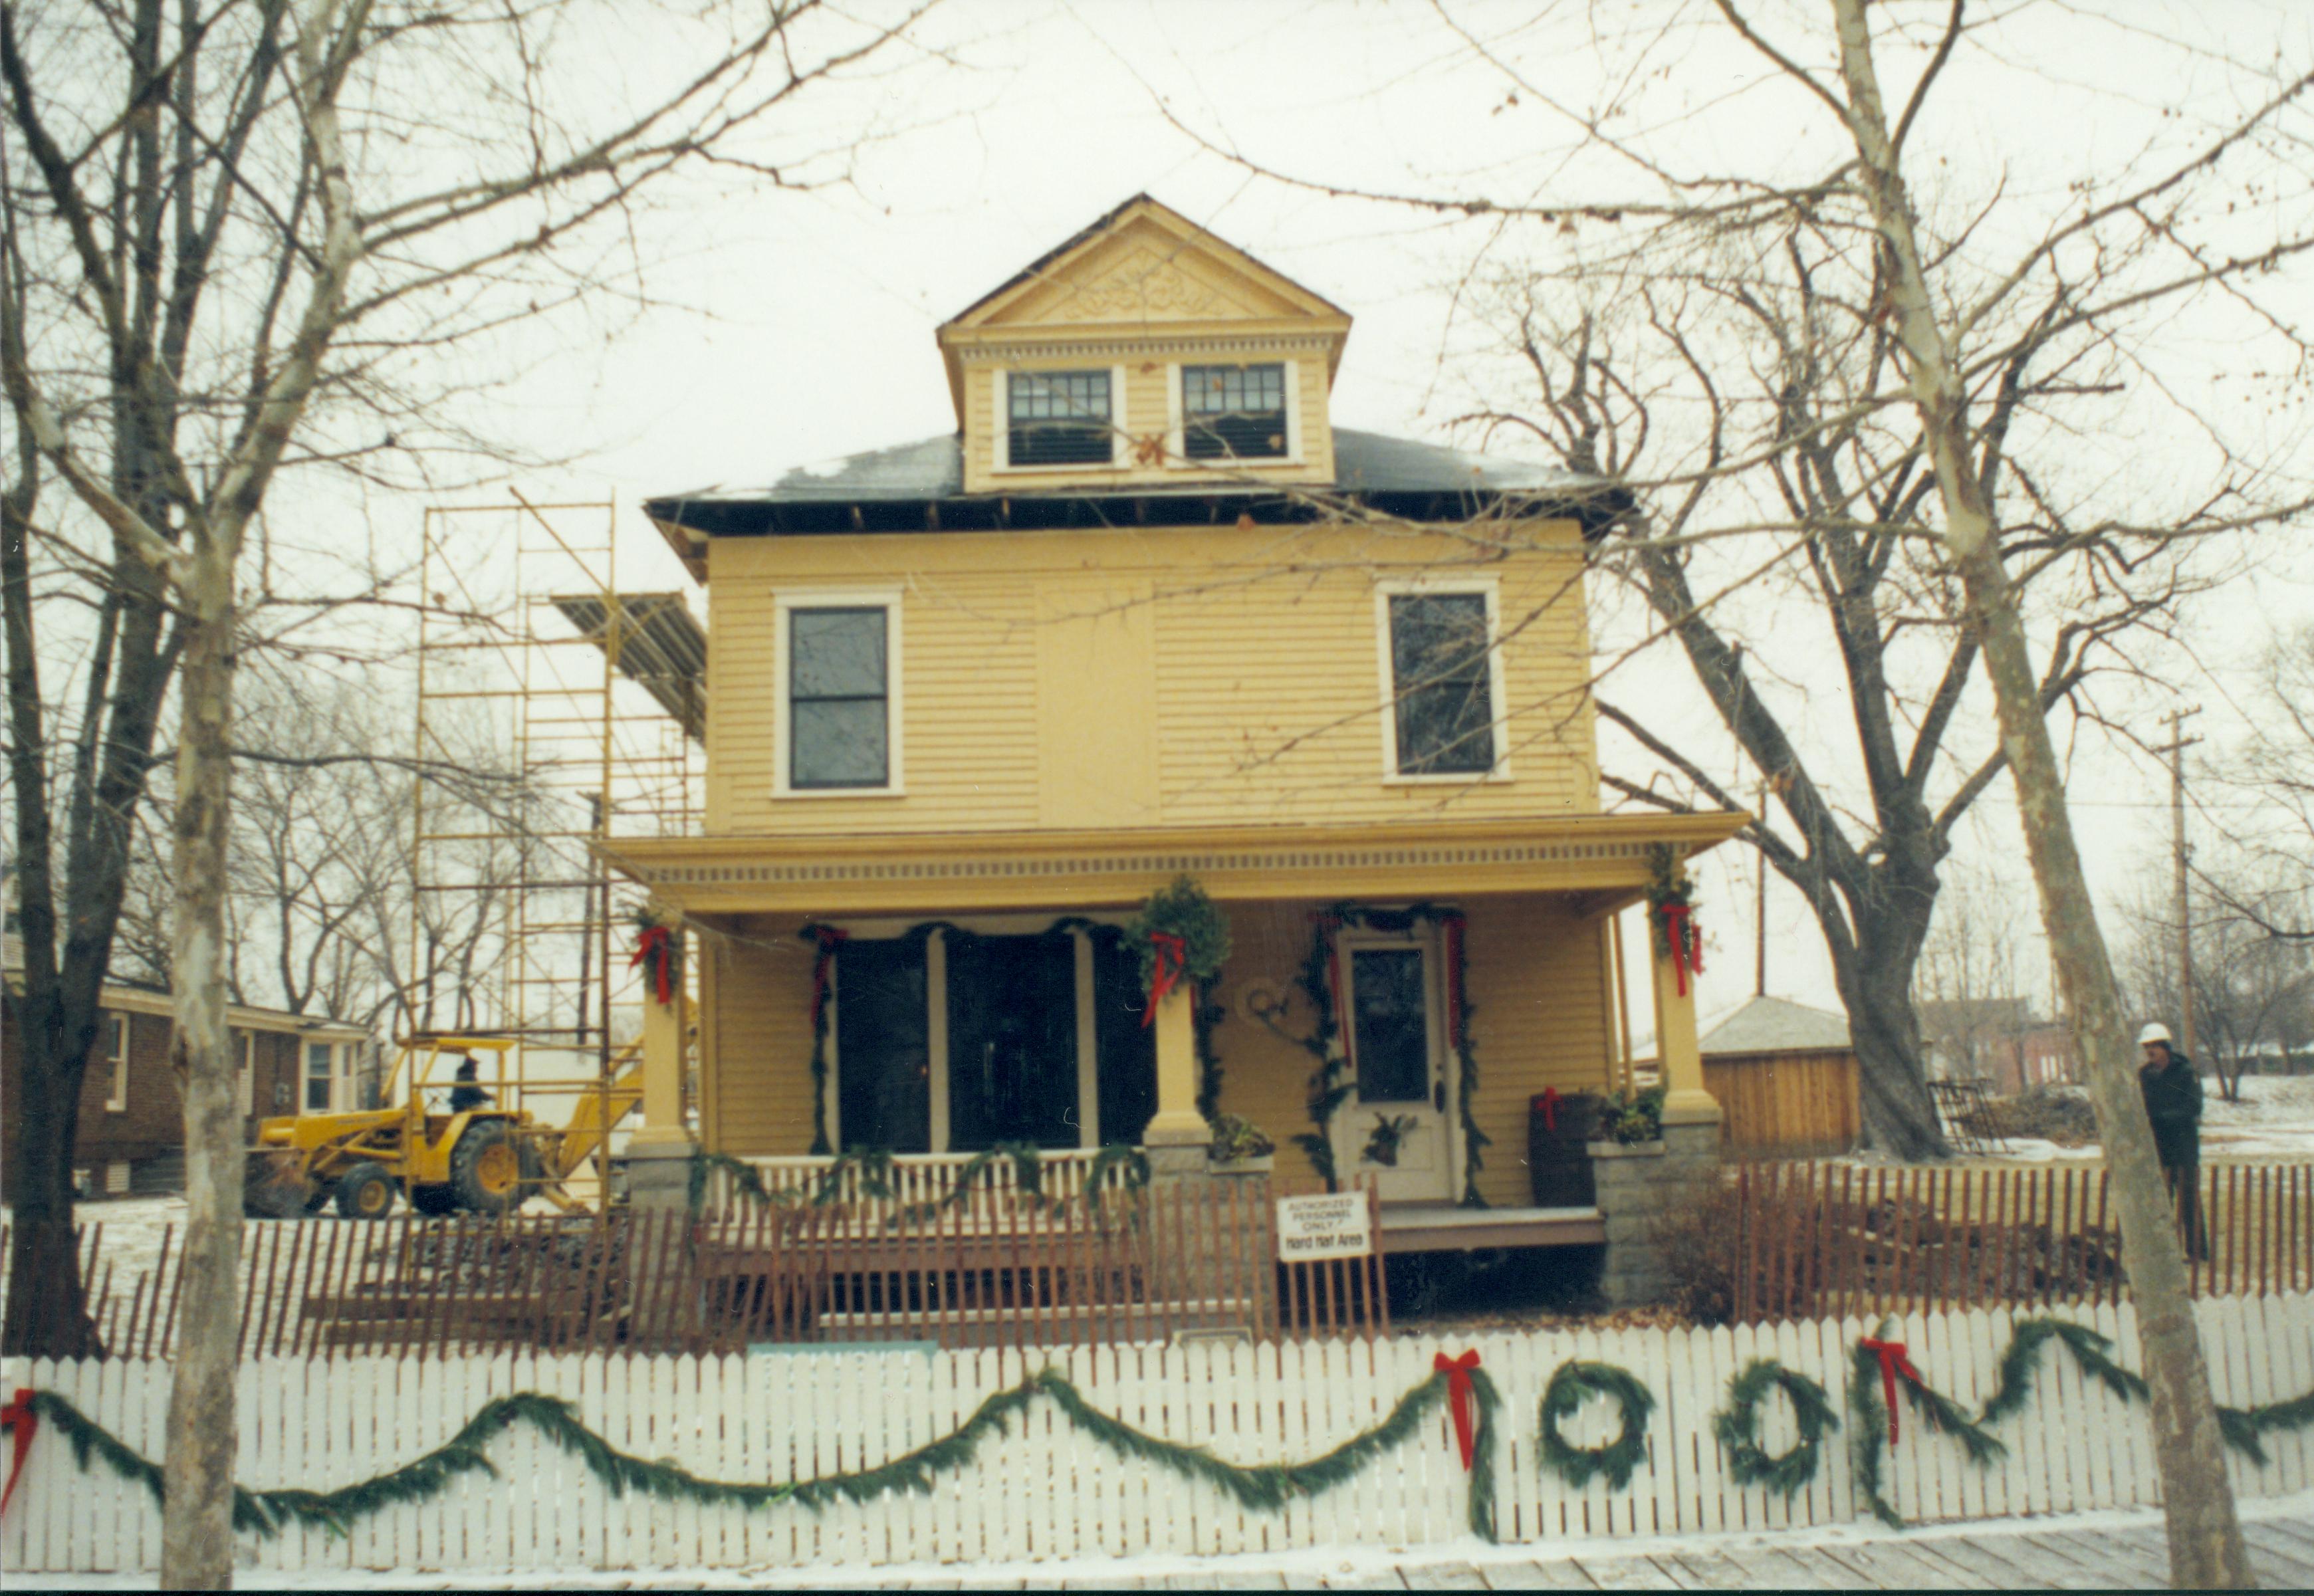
[1537,1360,1655,1491]
[1125,875,1232,994]
[1712,1359,1839,1499]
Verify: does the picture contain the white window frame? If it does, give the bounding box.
[305,1040,336,1113]
[1167,358,1302,469]
[104,1013,129,1113]
[238,1030,255,1117]
[773,588,906,798]
[991,366,1129,474]
[1373,576,1514,784]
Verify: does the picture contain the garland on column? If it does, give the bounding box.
[1535,1359,1655,1490]
[1123,876,1233,1118]
[1643,844,1703,998]
[0,1359,1502,1543]
[628,911,679,1006]
[1274,903,1487,1204]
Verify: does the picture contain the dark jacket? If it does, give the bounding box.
[2139,1054,2203,1167]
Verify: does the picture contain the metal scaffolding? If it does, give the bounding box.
[411,495,702,1205]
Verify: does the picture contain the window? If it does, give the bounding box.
[1349,947,1431,1104]
[306,1041,334,1112]
[788,606,891,790]
[834,938,931,1154]
[238,1032,255,1117]
[1384,590,1500,776]
[1182,363,1288,459]
[104,1014,129,1113]
[1006,370,1113,467]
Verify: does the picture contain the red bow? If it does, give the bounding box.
[1143,932,1188,1027]
[629,925,675,1006]
[808,926,850,1029]
[1536,1086,1561,1132]
[1860,1337,1924,1446]
[1,1388,36,1518]
[1434,1351,1482,1471]
[1661,902,1704,996]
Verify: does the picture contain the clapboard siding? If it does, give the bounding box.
[704,523,1596,838]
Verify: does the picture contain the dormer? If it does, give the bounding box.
[936,196,1353,496]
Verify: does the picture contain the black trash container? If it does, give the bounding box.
[1528,1089,1603,1207]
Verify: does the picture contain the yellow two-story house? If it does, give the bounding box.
[607,196,1738,1239]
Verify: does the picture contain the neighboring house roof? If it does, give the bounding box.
[1699,995,1853,1056]
[3,936,370,1040]
[644,427,1623,541]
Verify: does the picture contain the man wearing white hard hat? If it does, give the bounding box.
[2137,1022,2206,1258]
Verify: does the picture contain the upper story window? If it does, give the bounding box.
[1384,589,1502,778]
[1183,363,1288,460]
[780,596,901,794]
[1006,370,1113,467]
[104,1014,129,1112]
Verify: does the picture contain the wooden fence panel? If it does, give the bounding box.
[9,1295,2309,1573]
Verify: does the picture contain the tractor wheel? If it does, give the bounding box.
[334,1161,398,1221]
[450,1121,525,1216]
[409,1184,459,1217]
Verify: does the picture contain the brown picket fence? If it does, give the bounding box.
[1728,1160,2314,1324]
[1,1170,1389,1359]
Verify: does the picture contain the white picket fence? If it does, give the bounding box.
[5,1294,2310,1575]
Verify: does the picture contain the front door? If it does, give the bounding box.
[945,933,1081,1150]
[1331,939,1456,1202]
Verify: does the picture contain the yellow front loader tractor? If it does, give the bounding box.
[245,1036,643,1219]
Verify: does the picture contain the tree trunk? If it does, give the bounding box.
[159,544,240,1590]
[1832,927,1945,1160]
[1828,3,2251,1584]
[1,1023,100,1358]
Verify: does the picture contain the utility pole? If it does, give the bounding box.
[2156,709,2202,1057]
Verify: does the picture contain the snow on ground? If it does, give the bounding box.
[8,1492,2312,1589]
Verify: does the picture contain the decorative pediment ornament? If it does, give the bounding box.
[1044,247,1246,322]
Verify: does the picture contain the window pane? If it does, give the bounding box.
[790,608,885,699]
[792,699,889,788]
[1183,363,1287,459]
[836,939,930,1153]
[1351,949,1431,1103]
[1389,593,1496,774]
[1008,371,1112,466]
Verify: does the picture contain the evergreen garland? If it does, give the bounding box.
[11,1362,1501,1544]
[1712,1359,1839,1499]
[689,1140,1149,1225]
[1536,1360,1655,1491]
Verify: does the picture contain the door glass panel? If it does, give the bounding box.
[1090,927,1156,1146]
[1351,947,1430,1103]
[835,937,930,1153]
[945,934,1080,1150]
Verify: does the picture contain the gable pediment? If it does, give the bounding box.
[944,199,1347,336]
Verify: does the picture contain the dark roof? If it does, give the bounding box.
[644,428,1627,541]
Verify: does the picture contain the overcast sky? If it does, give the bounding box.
[320,0,2314,1034]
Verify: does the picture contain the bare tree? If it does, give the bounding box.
[2123,859,2314,1102]
[1914,863,2033,1085]
[2,0,938,1580]
[1159,1,2311,1579]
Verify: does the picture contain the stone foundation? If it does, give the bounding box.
[1589,1121,1720,1307]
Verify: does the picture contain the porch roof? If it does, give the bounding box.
[599,810,1746,916]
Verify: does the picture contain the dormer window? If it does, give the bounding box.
[1006,371,1113,467]
[1183,363,1288,460]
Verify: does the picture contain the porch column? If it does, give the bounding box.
[1650,932,1722,1129]
[1142,984,1207,1151]
[627,928,695,1212]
